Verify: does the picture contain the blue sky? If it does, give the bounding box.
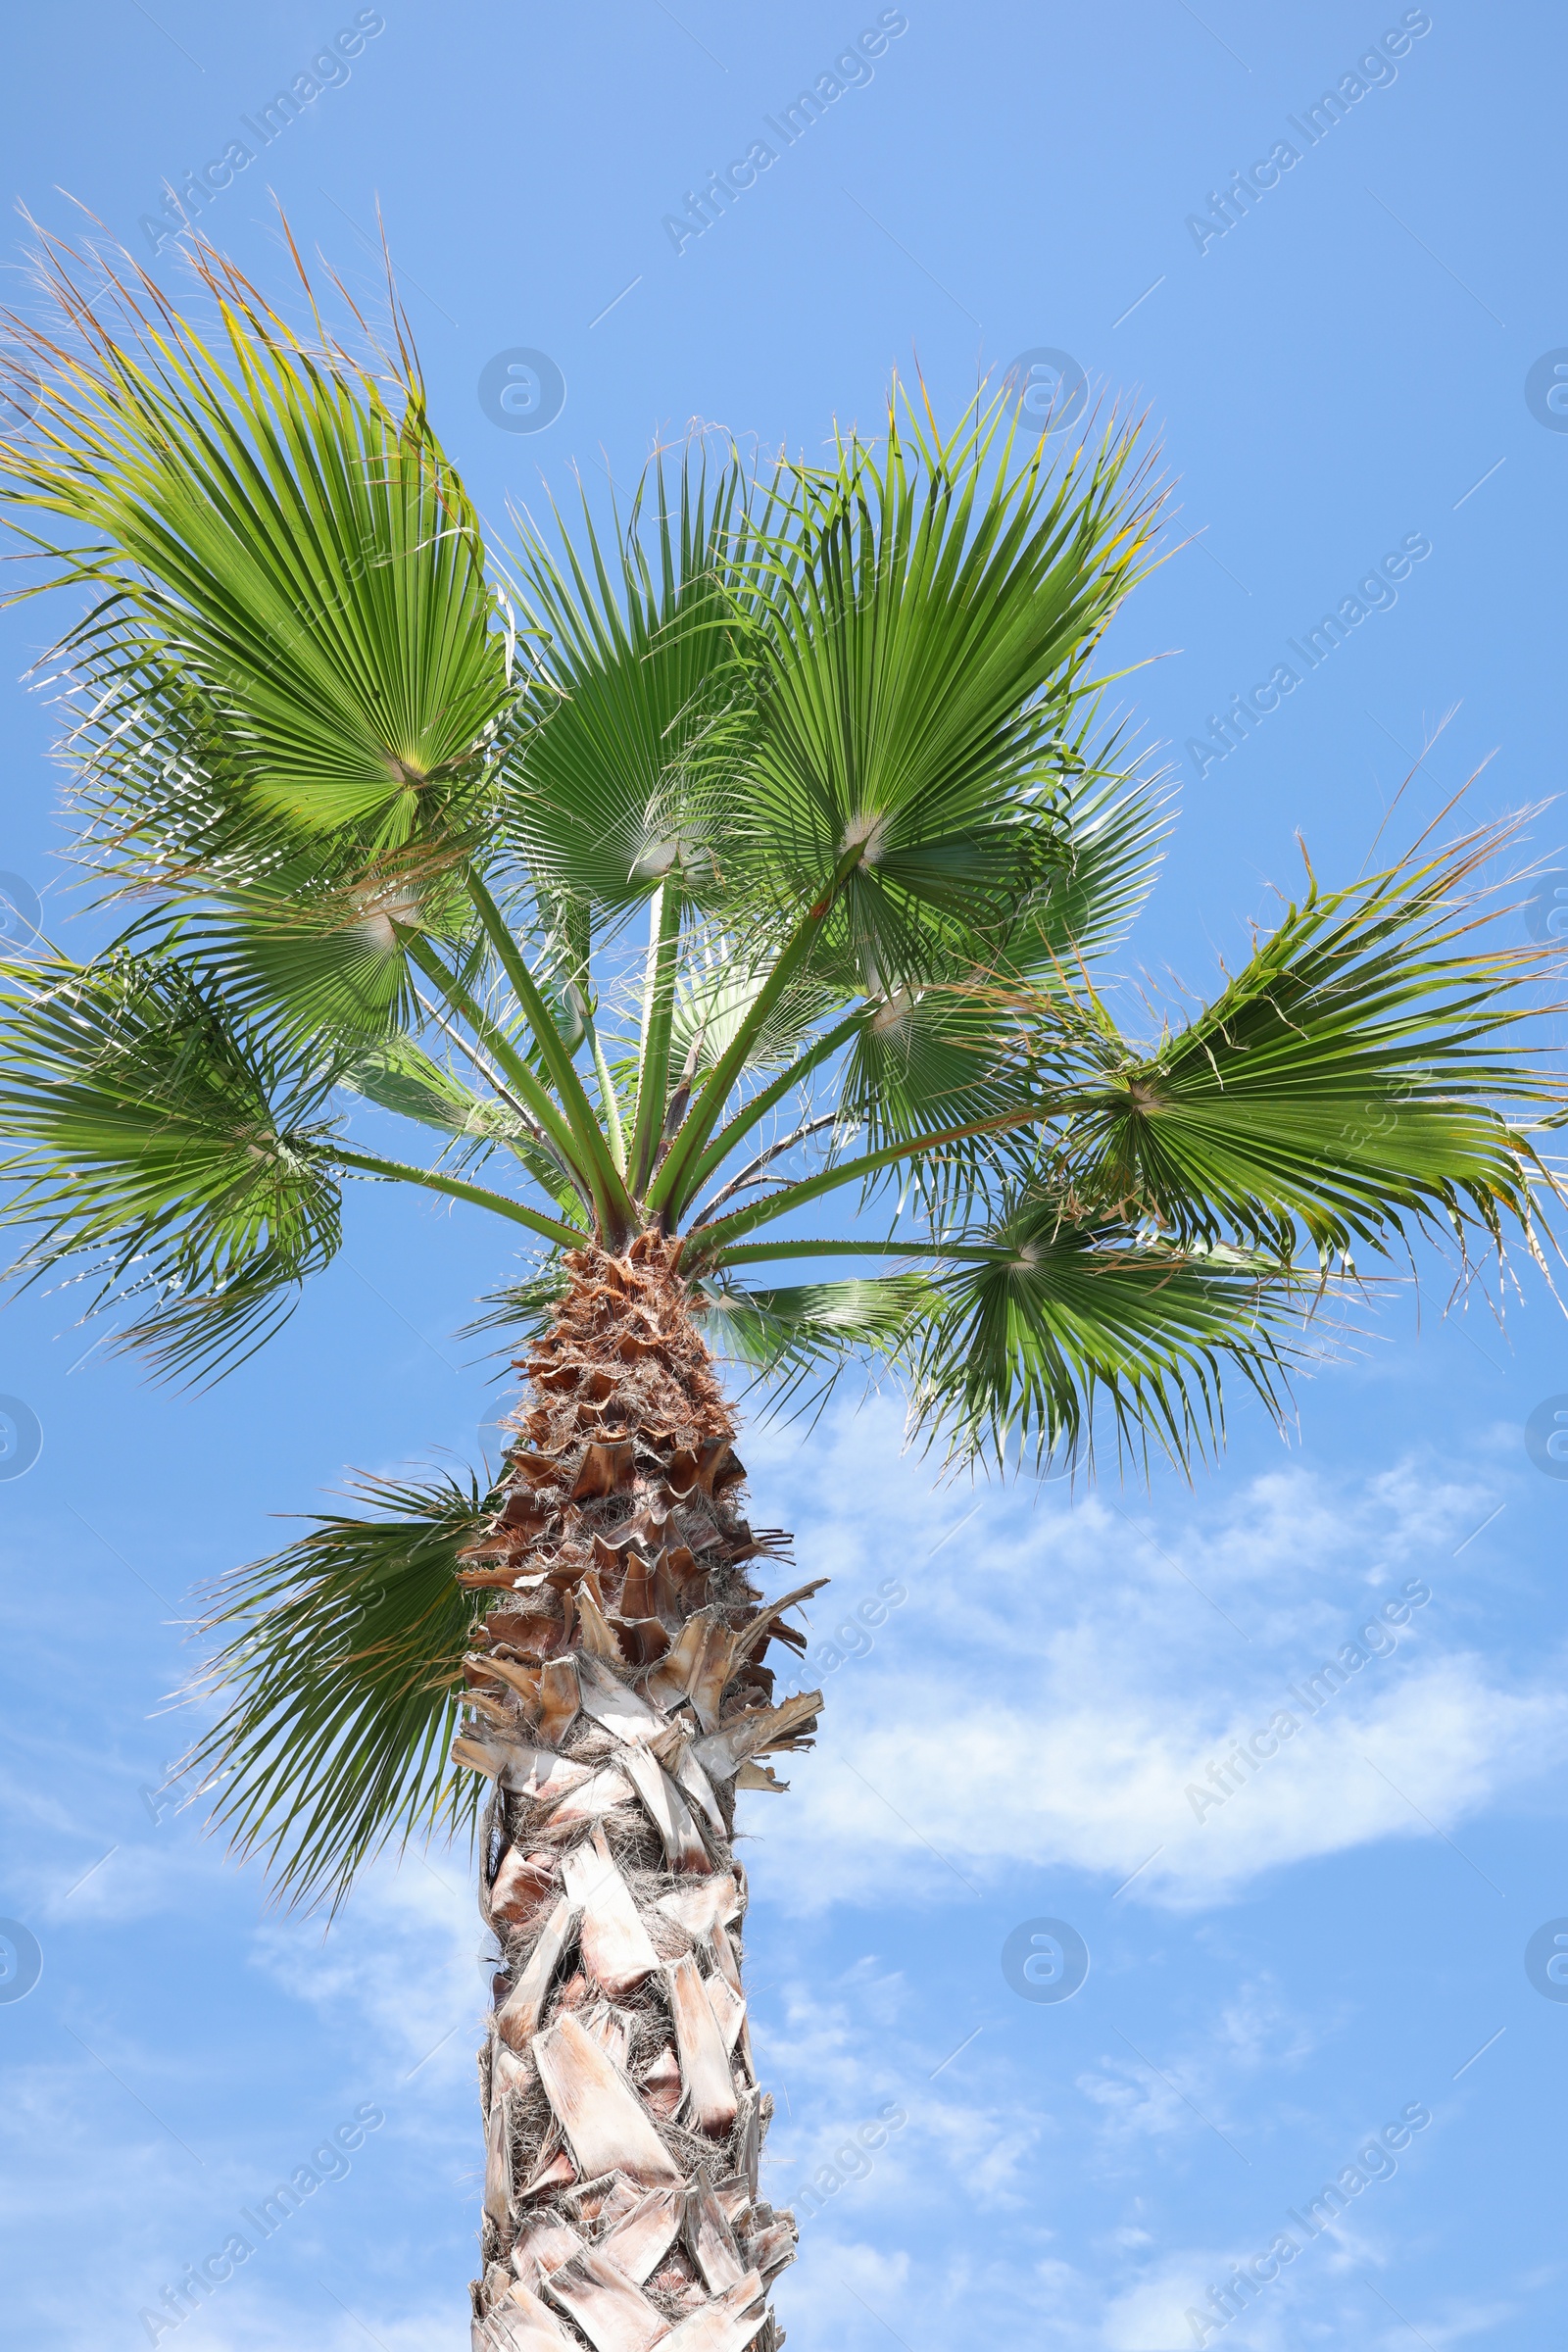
[2,4,1567,2348]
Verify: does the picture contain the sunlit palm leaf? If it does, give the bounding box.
[1068,829,1559,1260]
[738,393,1161,986]
[911,1189,1305,1473]
[830,759,1167,1208]
[669,935,840,1078]
[338,1031,514,1139]
[58,624,479,1049]
[503,451,755,907]
[2,238,510,843]
[1007,742,1171,983]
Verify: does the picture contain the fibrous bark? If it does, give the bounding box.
[456,1234,823,2352]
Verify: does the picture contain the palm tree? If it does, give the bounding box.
[0,237,1557,2352]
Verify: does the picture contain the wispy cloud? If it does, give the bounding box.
[739,1401,1568,1911]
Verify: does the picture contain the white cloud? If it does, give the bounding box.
[1101,2251,1258,2351]
[735,1398,1568,1911]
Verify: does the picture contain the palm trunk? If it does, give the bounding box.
[455,1233,820,2352]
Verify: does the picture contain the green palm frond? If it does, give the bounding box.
[2,237,510,847]
[183,1467,488,1913]
[825,747,1166,1214]
[668,935,842,1086]
[1006,735,1172,984]
[694,1272,934,1416]
[55,612,495,1056]
[335,1031,583,1210]
[1068,826,1561,1262]
[502,450,756,908]
[834,986,1061,1175]
[61,618,282,893]
[192,858,473,1047]
[910,1189,1306,1475]
[736,390,1162,986]
[0,951,341,1377]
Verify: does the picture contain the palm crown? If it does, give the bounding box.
[0,237,1557,1915]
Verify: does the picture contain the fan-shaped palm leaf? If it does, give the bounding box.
[3,238,510,845]
[909,1190,1305,1473]
[1066,827,1558,1260]
[0,950,342,1376]
[184,1468,487,1912]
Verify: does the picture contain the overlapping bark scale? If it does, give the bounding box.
[456,1234,819,2352]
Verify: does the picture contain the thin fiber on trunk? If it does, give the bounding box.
[457,1234,820,2352]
